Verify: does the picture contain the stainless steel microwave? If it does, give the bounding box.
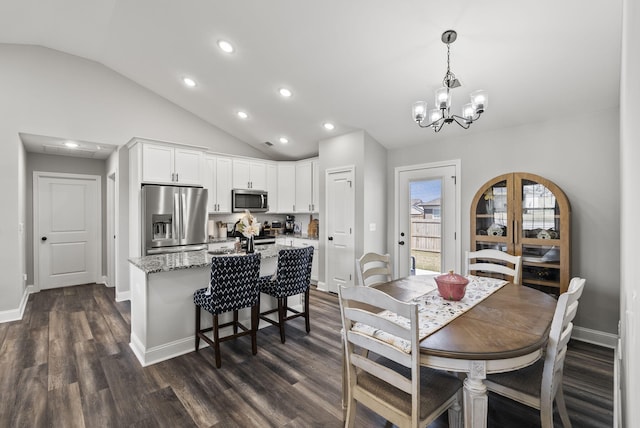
[232,189,268,212]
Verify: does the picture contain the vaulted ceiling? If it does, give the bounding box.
[0,1,622,160]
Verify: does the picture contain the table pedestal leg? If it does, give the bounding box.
[463,361,488,428]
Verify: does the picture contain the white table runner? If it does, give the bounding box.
[352,275,508,353]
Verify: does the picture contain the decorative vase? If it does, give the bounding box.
[247,235,255,253]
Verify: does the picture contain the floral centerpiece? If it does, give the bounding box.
[236,210,260,252]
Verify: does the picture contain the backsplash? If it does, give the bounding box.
[208,212,318,239]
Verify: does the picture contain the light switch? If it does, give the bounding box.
[369,223,376,232]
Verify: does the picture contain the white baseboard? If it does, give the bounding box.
[0,285,36,323]
[572,325,618,348]
[115,290,131,302]
[316,281,328,292]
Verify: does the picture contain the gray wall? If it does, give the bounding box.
[26,153,108,285]
[388,107,620,335]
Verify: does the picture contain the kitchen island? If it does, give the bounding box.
[128,245,299,366]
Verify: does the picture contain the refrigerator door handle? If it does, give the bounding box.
[181,191,187,239]
[173,192,180,240]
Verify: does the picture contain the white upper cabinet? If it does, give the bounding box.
[295,160,313,213]
[204,155,233,213]
[294,158,319,213]
[312,159,319,212]
[277,162,296,213]
[266,163,278,213]
[232,159,267,190]
[142,143,203,185]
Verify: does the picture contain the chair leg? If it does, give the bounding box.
[213,314,221,368]
[195,305,201,351]
[251,304,258,355]
[556,385,572,428]
[278,297,287,344]
[233,310,239,334]
[304,289,311,333]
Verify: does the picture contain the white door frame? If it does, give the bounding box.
[107,171,117,289]
[33,171,102,290]
[394,160,461,277]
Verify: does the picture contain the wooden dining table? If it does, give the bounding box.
[357,275,558,428]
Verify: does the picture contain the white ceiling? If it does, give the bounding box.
[0,1,623,161]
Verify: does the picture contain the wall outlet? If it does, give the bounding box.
[369,223,376,232]
[23,273,27,281]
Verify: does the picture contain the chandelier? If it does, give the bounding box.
[412,30,488,132]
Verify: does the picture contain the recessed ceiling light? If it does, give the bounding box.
[279,88,292,98]
[237,111,249,119]
[64,141,79,148]
[279,137,289,144]
[182,77,197,87]
[323,122,335,131]
[217,40,235,54]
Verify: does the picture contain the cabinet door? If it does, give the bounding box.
[295,161,313,213]
[215,157,233,213]
[142,144,174,183]
[277,163,296,213]
[232,159,251,189]
[249,161,268,190]
[312,160,319,212]
[266,163,278,213]
[514,174,570,294]
[204,155,217,212]
[174,148,203,185]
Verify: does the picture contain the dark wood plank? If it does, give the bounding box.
[47,382,86,428]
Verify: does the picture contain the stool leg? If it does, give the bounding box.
[278,297,286,344]
[233,310,239,334]
[213,314,221,368]
[251,304,258,355]
[195,305,201,351]
[304,289,311,333]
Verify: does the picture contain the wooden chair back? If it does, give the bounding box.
[355,252,392,286]
[466,249,522,284]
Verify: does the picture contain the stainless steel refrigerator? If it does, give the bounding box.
[141,184,208,255]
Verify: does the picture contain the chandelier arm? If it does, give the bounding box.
[416,117,444,129]
[451,115,472,129]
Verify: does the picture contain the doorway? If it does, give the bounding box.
[395,161,460,278]
[33,172,101,289]
[325,166,355,293]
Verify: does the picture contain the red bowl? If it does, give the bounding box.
[435,271,469,301]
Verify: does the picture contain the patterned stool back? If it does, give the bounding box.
[208,253,261,313]
[272,246,314,298]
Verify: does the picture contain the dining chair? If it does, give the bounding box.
[355,252,392,286]
[484,276,586,428]
[193,253,261,368]
[465,249,522,284]
[258,246,314,343]
[338,284,463,428]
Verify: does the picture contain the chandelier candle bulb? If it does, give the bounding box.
[430,109,443,123]
[435,87,450,109]
[412,101,427,122]
[471,90,488,113]
[463,103,475,120]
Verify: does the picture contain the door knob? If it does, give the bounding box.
[398,240,405,245]
[41,236,47,241]
[328,236,334,241]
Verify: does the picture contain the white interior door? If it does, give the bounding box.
[396,162,459,278]
[325,167,355,293]
[35,173,100,289]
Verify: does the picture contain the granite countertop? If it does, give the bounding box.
[129,245,286,274]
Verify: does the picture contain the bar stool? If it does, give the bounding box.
[193,253,261,368]
[258,246,314,343]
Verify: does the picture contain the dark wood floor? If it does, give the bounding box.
[0,283,614,427]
